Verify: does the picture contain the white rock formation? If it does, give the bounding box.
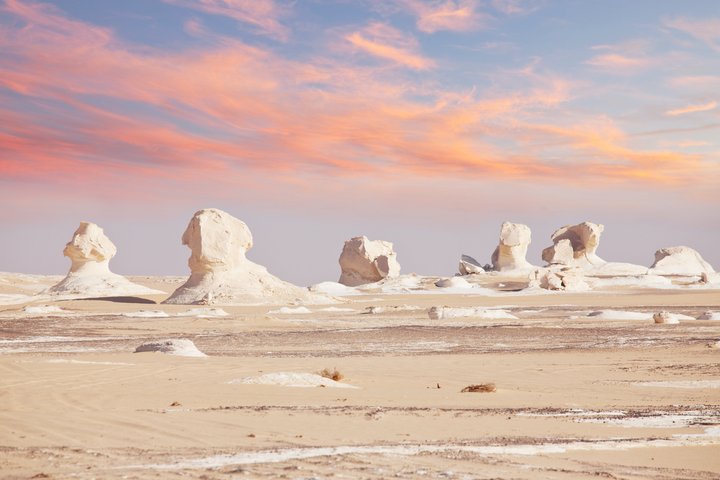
[533,268,590,292]
[46,222,159,297]
[435,277,472,289]
[458,254,484,275]
[491,222,533,272]
[338,236,401,286]
[164,208,320,305]
[648,246,715,276]
[134,339,206,357]
[542,222,606,268]
[653,312,681,324]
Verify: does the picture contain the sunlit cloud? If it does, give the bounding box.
[664,16,720,51]
[666,100,717,116]
[344,22,435,69]
[398,0,487,33]
[162,0,290,40]
[0,0,716,197]
[585,41,656,72]
[490,0,542,15]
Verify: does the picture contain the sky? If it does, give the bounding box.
[1,0,719,285]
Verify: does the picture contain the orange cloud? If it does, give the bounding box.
[344,23,435,69]
[0,0,716,195]
[665,100,717,116]
[398,0,486,33]
[162,0,290,40]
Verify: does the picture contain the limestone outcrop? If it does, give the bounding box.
[46,222,158,297]
[648,246,715,276]
[542,222,606,268]
[531,268,590,292]
[491,222,533,271]
[338,236,400,286]
[164,208,320,305]
[458,254,484,275]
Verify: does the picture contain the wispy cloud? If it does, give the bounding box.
[665,100,717,116]
[344,22,435,69]
[162,0,290,40]
[0,0,714,194]
[664,16,720,51]
[585,41,656,73]
[490,0,542,15]
[398,0,486,33]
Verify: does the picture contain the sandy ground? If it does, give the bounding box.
[1,273,719,479]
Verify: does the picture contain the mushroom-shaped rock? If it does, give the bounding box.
[458,254,484,275]
[542,222,606,268]
[491,222,533,272]
[648,246,715,276]
[46,222,158,297]
[164,209,320,305]
[338,236,401,286]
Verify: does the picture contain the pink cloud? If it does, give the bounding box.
[398,0,487,33]
[344,22,435,69]
[0,0,715,196]
[664,17,720,51]
[162,0,290,40]
[665,100,717,116]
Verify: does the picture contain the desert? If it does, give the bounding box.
[1,209,719,479]
[2,1,720,478]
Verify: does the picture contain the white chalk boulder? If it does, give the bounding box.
[458,254,484,275]
[491,222,533,272]
[46,222,159,298]
[542,222,606,268]
[338,236,401,286]
[648,246,715,277]
[134,339,206,357]
[164,208,320,305]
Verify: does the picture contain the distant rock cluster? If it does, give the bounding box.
[37,212,718,304]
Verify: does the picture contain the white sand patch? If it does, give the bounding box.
[231,372,358,389]
[698,311,720,320]
[584,310,653,320]
[22,305,67,315]
[317,307,356,313]
[588,275,673,288]
[136,427,720,470]
[309,282,359,296]
[428,307,518,320]
[268,306,312,315]
[122,310,171,318]
[516,409,625,418]
[45,359,134,366]
[134,339,206,357]
[637,380,720,389]
[0,294,33,305]
[582,413,716,428]
[179,308,229,318]
[363,305,421,314]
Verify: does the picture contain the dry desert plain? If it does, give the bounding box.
[1,272,719,479]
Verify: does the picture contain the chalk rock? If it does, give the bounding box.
[435,277,472,289]
[458,254,484,275]
[134,339,206,357]
[491,222,533,271]
[46,222,158,297]
[164,209,320,305]
[542,222,606,268]
[698,311,720,320]
[534,268,590,291]
[653,311,680,325]
[648,246,715,276]
[338,236,400,286]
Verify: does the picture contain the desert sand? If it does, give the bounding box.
[1,268,719,479]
